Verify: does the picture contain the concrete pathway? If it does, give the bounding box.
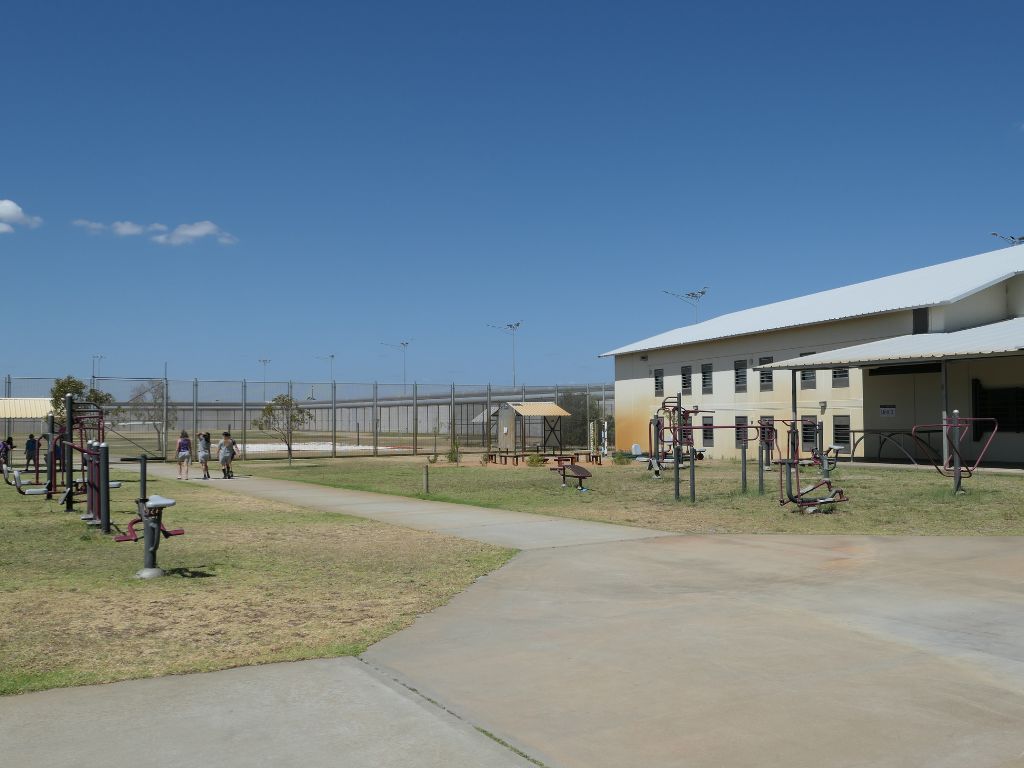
[146,462,671,549]
[0,658,533,768]
[365,534,1024,768]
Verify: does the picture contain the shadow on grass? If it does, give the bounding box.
[164,567,216,578]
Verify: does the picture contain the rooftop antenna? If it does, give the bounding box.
[991,232,1024,246]
[663,286,709,324]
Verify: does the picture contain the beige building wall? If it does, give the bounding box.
[612,310,915,458]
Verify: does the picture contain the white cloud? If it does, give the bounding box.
[111,220,145,236]
[152,220,237,246]
[73,218,106,233]
[0,199,43,232]
[148,223,168,232]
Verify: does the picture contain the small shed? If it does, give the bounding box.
[497,401,571,453]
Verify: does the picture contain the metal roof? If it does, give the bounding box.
[600,245,1024,357]
[760,317,1024,370]
[470,406,499,424]
[505,402,571,417]
[0,398,52,419]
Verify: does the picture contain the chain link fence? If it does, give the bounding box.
[2,375,614,461]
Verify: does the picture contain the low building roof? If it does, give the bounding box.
[600,246,1024,357]
[505,402,571,417]
[0,398,52,419]
[760,317,1024,370]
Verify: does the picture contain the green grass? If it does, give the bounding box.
[0,471,513,695]
[245,456,1024,535]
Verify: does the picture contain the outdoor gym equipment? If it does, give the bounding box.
[115,456,184,578]
[12,469,48,496]
[912,409,999,494]
[551,463,592,491]
[769,418,847,513]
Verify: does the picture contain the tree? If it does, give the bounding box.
[127,379,174,449]
[252,394,313,463]
[50,376,115,418]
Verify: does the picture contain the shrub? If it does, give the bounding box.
[446,438,460,464]
[526,454,547,467]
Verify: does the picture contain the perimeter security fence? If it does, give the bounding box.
[2,376,614,461]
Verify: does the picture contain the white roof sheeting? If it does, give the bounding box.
[600,246,1024,357]
[761,317,1024,370]
[0,398,52,419]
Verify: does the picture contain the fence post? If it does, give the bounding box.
[192,379,199,459]
[486,383,492,453]
[4,374,10,441]
[331,380,337,458]
[952,409,963,494]
[423,464,429,495]
[372,382,379,457]
[449,383,456,451]
[162,374,169,460]
[241,380,247,460]
[412,382,418,455]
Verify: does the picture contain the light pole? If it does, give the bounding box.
[663,286,709,324]
[488,322,521,386]
[381,342,410,390]
[316,354,336,382]
[258,359,271,402]
[91,355,105,389]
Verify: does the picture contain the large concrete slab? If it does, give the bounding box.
[0,658,534,768]
[365,535,1024,768]
[146,463,670,549]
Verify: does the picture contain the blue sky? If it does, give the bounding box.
[2,1,1022,385]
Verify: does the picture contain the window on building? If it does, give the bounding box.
[801,415,817,452]
[702,416,714,446]
[654,368,664,397]
[680,365,692,396]
[734,360,747,393]
[759,357,774,391]
[832,367,849,388]
[833,415,851,452]
[759,415,775,447]
[913,307,929,334]
[800,353,816,390]
[701,363,713,394]
[735,416,749,448]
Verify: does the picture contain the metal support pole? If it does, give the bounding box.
[689,444,696,503]
[241,380,248,461]
[423,464,429,495]
[64,394,75,512]
[412,383,419,455]
[372,382,379,456]
[941,361,950,468]
[673,443,681,501]
[952,409,963,494]
[99,443,110,534]
[3,374,10,440]
[817,422,829,480]
[331,380,337,458]
[741,438,748,493]
[758,439,765,495]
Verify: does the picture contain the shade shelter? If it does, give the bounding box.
[496,402,570,453]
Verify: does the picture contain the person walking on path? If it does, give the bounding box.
[176,430,193,480]
[218,431,238,479]
[24,434,38,472]
[197,431,212,479]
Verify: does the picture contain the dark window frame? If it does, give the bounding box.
[833,415,851,451]
[735,416,749,448]
[800,353,816,390]
[680,365,692,396]
[702,415,714,446]
[759,357,774,392]
[701,363,713,395]
[654,368,664,397]
[913,307,929,334]
[801,415,817,451]
[734,360,747,393]
[832,367,849,388]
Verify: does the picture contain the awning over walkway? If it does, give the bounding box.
[0,398,52,419]
[506,402,571,417]
[760,317,1024,370]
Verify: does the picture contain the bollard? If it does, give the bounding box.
[99,443,110,534]
[757,440,765,495]
[64,442,74,512]
[423,464,429,495]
